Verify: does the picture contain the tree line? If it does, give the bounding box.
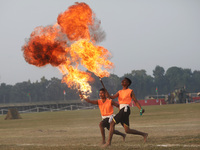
[0,66,200,104]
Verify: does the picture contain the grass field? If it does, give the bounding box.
[0,103,200,150]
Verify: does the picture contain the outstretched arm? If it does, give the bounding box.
[79,94,98,105]
[105,89,119,100]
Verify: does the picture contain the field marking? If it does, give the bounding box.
[157,144,200,148]
[16,144,43,146]
[14,143,100,147]
[3,143,200,148]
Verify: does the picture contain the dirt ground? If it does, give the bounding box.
[0,103,199,150]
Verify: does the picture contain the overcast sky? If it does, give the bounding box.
[0,0,199,85]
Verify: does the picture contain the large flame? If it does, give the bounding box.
[22,24,68,67]
[57,2,93,41]
[70,39,113,78]
[59,64,93,95]
[22,2,114,97]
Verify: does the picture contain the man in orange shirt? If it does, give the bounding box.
[103,77,148,147]
[79,88,126,145]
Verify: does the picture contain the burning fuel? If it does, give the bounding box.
[22,2,114,97]
[22,24,68,67]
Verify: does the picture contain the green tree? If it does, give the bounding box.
[191,71,200,92]
[0,83,12,103]
[165,67,184,91]
[9,81,32,103]
[153,65,168,94]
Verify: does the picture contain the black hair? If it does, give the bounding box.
[99,88,105,92]
[124,77,132,86]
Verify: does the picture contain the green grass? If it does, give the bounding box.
[0,103,200,150]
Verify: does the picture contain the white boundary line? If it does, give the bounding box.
[157,144,200,148]
[13,143,200,148]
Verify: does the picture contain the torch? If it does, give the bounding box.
[99,77,111,99]
[99,77,106,89]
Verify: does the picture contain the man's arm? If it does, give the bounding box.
[106,89,119,99]
[79,94,98,105]
[111,100,119,108]
[84,98,98,105]
[131,91,145,114]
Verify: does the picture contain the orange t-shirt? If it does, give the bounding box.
[118,88,133,104]
[98,99,113,116]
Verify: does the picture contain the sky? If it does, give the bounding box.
[0,0,200,85]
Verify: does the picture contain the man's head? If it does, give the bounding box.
[122,77,132,87]
[99,88,106,99]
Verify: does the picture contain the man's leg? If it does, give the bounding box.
[99,121,106,144]
[113,130,126,141]
[103,120,115,147]
[124,125,148,142]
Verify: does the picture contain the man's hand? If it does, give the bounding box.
[79,94,84,99]
[140,108,145,116]
[142,108,145,113]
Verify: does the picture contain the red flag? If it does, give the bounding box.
[63,90,66,95]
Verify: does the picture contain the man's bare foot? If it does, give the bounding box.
[100,141,106,145]
[123,134,126,142]
[101,142,111,148]
[143,133,148,142]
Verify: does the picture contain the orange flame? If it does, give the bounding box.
[57,2,93,41]
[22,24,68,67]
[22,2,114,97]
[70,39,113,78]
[59,64,93,95]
